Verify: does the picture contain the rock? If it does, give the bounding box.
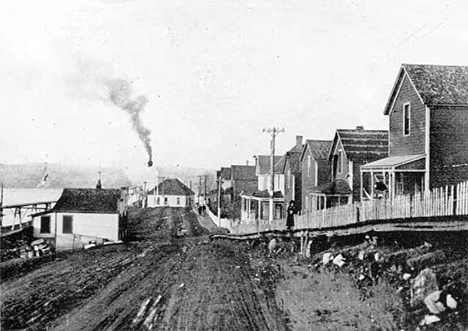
[446,294,457,309]
[322,252,333,265]
[424,290,446,314]
[333,254,345,267]
[410,268,438,307]
[358,250,365,260]
[420,314,440,326]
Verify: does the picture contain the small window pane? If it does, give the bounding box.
[63,216,73,234]
[40,216,51,233]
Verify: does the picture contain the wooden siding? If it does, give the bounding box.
[331,139,350,181]
[430,106,468,188]
[389,75,426,156]
[301,150,316,209]
[301,151,331,211]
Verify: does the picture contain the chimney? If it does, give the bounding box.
[96,171,102,189]
[246,160,249,166]
[296,135,303,149]
[356,126,364,131]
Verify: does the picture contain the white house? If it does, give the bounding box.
[32,188,128,251]
[147,178,195,208]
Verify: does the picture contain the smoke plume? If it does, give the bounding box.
[106,79,153,161]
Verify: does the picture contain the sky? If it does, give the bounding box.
[1,0,467,174]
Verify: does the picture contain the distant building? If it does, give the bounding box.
[32,188,128,251]
[147,178,195,208]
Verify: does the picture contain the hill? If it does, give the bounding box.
[0,163,216,190]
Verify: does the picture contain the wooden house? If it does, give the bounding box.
[300,139,332,212]
[32,188,128,251]
[239,158,283,222]
[147,178,195,208]
[310,126,388,208]
[361,64,468,200]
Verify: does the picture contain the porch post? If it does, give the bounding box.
[360,170,363,202]
[370,171,374,199]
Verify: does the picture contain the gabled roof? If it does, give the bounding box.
[256,155,282,175]
[384,64,468,115]
[274,154,287,173]
[148,178,194,196]
[53,188,121,214]
[300,140,332,162]
[329,128,388,162]
[283,150,302,174]
[231,165,257,180]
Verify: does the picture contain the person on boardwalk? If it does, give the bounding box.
[286,200,297,231]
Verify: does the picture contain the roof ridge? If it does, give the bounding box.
[403,63,468,68]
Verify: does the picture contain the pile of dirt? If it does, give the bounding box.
[239,232,468,331]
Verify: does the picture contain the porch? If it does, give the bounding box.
[360,154,426,202]
[240,190,284,222]
[305,179,353,212]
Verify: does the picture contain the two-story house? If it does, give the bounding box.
[361,64,468,200]
[310,126,388,209]
[240,155,284,222]
[300,139,332,212]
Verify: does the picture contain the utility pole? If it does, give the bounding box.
[263,127,284,221]
[217,177,223,226]
[198,176,202,203]
[204,175,207,199]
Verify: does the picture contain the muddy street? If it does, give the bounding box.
[1,207,288,331]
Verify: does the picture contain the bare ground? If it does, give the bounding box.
[1,207,288,331]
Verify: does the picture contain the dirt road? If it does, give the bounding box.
[1,207,288,330]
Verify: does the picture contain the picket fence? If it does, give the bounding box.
[229,180,468,235]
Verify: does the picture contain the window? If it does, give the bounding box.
[338,150,343,174]
[287,169,291,189]
[164,197,168,205]
[156,197,160,205]
[314,161,319,185]
[62,215,73,234]
[176,197,180,205]
[403,103,410,136]
[40,216,51,233]
[307,155,311,177]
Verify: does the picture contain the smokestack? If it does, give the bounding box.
[106,79,153,165]
[96,171,102,189]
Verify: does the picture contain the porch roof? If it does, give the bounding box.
[361,154,425,171]
[310,179,352,195]
[240,190,284,201]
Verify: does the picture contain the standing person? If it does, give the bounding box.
[286,200,297,231]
